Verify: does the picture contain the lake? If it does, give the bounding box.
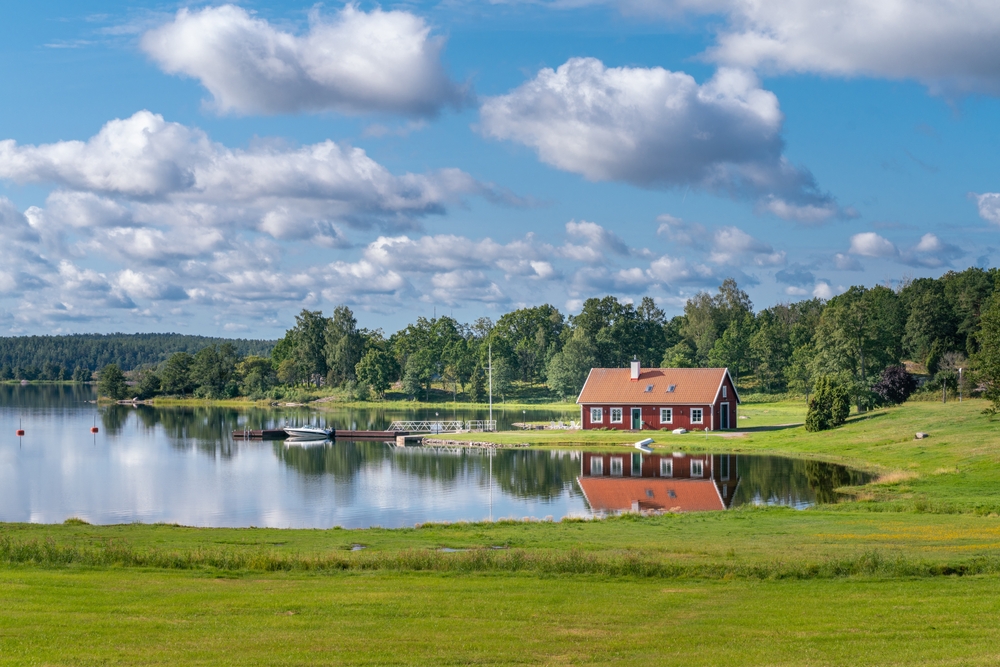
[0,385,868,528]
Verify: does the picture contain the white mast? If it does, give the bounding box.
[488,343,493,426]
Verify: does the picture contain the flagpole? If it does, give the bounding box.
[488,343,493,428]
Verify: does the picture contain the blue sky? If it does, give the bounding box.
[1,0,998,337]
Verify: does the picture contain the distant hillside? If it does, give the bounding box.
[0,333,276,378]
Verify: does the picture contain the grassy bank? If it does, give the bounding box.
[5,397,1000,663]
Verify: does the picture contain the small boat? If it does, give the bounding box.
[283,425,332,439]
[284,436,330,447]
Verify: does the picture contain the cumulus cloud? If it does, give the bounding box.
[709,226,785,266]
[141,5,465,116]
[656,214,707,247]
[833,252,863,271]
[0,110,492,255]
[594,0,1000,96]
[975,193,1000,224]
[480,58,845,222]
[849,232,897,258]
[813,281,837,300]
[899,232,964,268]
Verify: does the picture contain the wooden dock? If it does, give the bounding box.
[233,429,410,441]
[232,429,288,440]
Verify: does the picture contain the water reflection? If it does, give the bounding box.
[0,384,870,527]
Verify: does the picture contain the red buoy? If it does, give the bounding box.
[90,427,99,434]
[16,429,24,436]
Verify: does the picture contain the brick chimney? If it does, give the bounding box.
[630,357,640,381]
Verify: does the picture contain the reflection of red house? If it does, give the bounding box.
[577,451,740,513]
[576,362,739,431]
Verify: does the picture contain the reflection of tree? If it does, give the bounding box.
[804,461,868,504]
[0,383,96,408]
[490,450,582,500]
[731,456,870,507]
[99,405,132,435]
[275,441,375,480]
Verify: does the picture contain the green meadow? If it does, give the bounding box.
[4,398,1000,665]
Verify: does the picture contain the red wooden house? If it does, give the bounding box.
[577,451,740,513]
[576,361,739,431]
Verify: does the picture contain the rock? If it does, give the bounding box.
[915,432,929,439]
[672,428,688,435]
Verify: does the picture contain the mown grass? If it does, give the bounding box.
[5,397,1000,663]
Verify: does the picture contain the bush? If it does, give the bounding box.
[805,375,850,432]
[872,365,917,405]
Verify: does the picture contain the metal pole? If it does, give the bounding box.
[959,368,963,402]
[488,343,493,427]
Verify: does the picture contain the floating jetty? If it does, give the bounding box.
[232,429,410,441]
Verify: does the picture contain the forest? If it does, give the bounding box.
[0,334,274,382]
[11,266,1000,412]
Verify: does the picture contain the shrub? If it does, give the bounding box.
[805,375,850,432]
[872,365,917,405]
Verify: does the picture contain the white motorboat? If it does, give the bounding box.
[283,425,332,439]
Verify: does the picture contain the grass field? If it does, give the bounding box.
[4,398,1000,664]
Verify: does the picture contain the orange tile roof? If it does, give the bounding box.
[576,367,732,405]
[577,477,725,513]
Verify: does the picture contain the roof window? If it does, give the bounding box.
[667,384,676,392]
[644,384,653,392]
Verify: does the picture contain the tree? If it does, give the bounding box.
[190,344,240,398]
[469,364,486,403]
[237,356,278,396]
[805,375,850,431]
[290,309,329,385]
[97,364,128,400]
[973,291,1000,415]
[159,352,194,395]
[813,285,904,411]
[324,306,364,386]
[707,313,756,384]
[492,305,565,383]
[355,348,396,399]
[134,368,161,399]
[662,340,697,368]
[872,365,917,405]
[490,356,515,403]
[72,366,91,383]
[546,331,598,399]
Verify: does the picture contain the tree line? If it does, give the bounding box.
[0,333,274,382]
[80,265,1000,410]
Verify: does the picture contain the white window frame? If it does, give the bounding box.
[590,457,603,476]
[659,458,673,477]
[610,407,623,424]
[722,385,727,399]
[590,407,603,424]
[610,457,624,477]
[691,459,704,477]
[691,408,704,425]
[660,407,673,424]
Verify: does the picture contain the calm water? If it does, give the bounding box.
[0,385,868,528]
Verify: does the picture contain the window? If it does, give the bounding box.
[722,385,727,398]
[691,460,704,477]
[667,384,676,393]
[659,458,673,477]
[610,407,623,423]
[590,407,603,423]
[660,408,673,424]
[631,453,642,476]
[610,457,624,476]
[644,384,653,393]
[590,457,603,475]
[691,408,703,424]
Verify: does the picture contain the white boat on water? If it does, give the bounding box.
[284,436,330,447]
[283,425,332,439]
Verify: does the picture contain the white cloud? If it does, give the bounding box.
[813,281,836,299]
[899,232,964,268]
[0,110,491,259]
[141,5,465,116]
[656,214,707,247]
[480,58,844,222]
[700,0,1000,96]
[709,226,785,266]
[975,193,1000,224]
[833,252,863,271]
[849,232,897,258]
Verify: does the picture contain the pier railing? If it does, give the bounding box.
[388,420,496,433]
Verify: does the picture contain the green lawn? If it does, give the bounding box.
[5,398,1000,664]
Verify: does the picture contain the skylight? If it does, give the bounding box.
[644,384,653,392]
[667,384,676,392]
